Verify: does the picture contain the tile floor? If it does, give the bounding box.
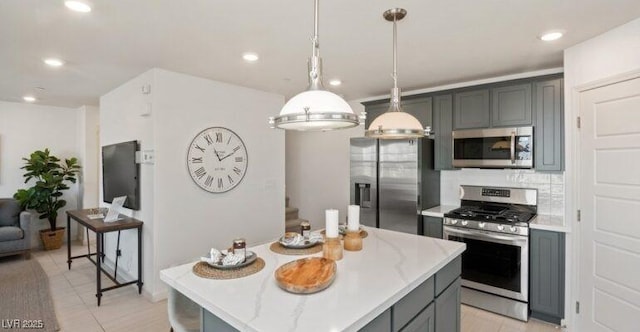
[31,242,562,331]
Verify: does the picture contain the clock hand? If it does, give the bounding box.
[220,146,241,161]
[213,148,222,162]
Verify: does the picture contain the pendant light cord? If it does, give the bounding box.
[389,12,401,111]
[392,14,398,91]
[308,0,322,90]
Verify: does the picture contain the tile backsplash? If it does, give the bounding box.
[440,169,565,216]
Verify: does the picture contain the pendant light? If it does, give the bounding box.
[365,8,425,139]
[269,0,359,131]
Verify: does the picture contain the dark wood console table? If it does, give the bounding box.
[66,209,143,306]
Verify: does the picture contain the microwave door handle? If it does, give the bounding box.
[510,131,516,164]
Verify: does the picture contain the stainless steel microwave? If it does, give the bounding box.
[452,126,533,168]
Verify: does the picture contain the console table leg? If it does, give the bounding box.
[96,232,102,306]
[66,215,72,270]
[137,227,143,294]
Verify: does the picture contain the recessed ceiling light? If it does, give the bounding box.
[43,58,65,67]
[539,31,563,41]
[23,96,36,103]
[64,1,92,13]
[329,79,342,86]
[242,52,259,62]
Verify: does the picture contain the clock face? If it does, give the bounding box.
[186,127,248,193]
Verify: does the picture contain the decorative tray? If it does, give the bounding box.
[274,257,337,294]
[202,251,257,270]
[278,232,323,249]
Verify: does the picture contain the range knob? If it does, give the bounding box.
[451,219,458,225]
[478,222,485,228]
[510,226,519,233]
[461,220,468,226]
[497,224,504,231]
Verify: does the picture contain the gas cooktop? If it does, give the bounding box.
[445,205,535,224]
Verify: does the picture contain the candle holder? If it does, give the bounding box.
[343,230,363,251]
[323,237,343,261]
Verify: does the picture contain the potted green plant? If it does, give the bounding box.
[14,149,81,250]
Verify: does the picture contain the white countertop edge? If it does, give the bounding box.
[421,205,459,218]
[529,222,571,233]
[529,214,571,233]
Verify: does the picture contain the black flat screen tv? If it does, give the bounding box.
[102,140,140,210]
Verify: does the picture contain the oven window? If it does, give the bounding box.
[449,235,521,292]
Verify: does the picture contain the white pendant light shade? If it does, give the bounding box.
[366,110,424,139]
[365,8,425,140]
[274,90,358,130]
[269,0,359,131]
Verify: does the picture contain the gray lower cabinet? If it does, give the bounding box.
[491,83,532,127]
[400,302,435,332]
[453,89,490,129]
[435,278,461,332]
[533,78,564,171]
[530,229,565,324]
[433,94,454,170]
[361,308,392,332]
[423,216,443,239]
[362,255,461,332]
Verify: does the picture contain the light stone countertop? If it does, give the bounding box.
[160,227,466,332]
[421,205,459,218]
[529,214,570,233]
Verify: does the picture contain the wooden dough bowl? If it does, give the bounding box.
[274,257,337,294]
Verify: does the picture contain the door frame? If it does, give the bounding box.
[570,68,640,331]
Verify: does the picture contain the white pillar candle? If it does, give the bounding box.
[325,209,339,238]
[348,205,360,231]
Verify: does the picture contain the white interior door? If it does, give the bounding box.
[578,77,640,331]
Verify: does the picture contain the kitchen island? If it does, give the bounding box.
[160,227,465,332]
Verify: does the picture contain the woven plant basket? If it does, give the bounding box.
[40,228,65,250]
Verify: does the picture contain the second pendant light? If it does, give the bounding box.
[365,8,425,139]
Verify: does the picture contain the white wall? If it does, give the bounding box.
[0,101,83,246]
[285,102,364,229]
[100,69,156,298]
[100,68,285,300]
[77,105,100,210]
[563,16,640,331]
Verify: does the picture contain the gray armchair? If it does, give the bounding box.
[0,198,31,258]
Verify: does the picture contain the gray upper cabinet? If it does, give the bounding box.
[491,83,532,127]
[530,229,565,324]
[534,79,564,171]
[433,95,454,170]
[453,89,490,129]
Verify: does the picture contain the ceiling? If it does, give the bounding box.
[1,0,639,108]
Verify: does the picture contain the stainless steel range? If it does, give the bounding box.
[443,185,537,321]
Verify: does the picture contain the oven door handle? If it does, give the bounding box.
[510,131,516,164]
[444,226,527,246]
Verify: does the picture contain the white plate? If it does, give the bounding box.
[205,251,257,269]
[279,236,321,249]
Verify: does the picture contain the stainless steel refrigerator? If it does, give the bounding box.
[350,137,440,235]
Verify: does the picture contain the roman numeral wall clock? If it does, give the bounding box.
[186,127,248,193]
